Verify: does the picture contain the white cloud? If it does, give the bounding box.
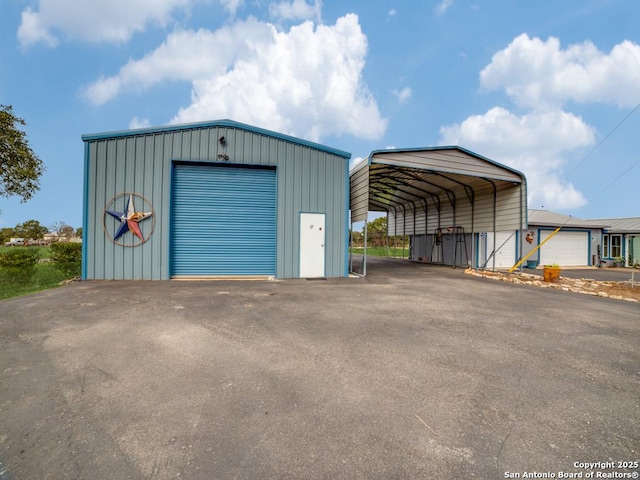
[349,156,365,170]
[84,22,271,104]
[435,0,453,16]
[220,0,243,15]
[481,34,640,109]
[129,117,151,129]
[84,14,387,142]
[17,0,197,47]
[18,8,59,48]
[388,9,397,17]
[392,87,412,104]
[438,34,640,212]
[439,107,595,210]
[440,107,595,158]
[269,0,322,22]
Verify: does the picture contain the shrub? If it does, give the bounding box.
[0,248,40,284]
[50,242,82,277]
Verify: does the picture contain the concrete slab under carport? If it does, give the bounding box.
[1,261,638,479]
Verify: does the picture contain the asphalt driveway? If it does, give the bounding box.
[1,257,638,479]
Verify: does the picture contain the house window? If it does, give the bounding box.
[611,235,622,258]
[603,234,622,258]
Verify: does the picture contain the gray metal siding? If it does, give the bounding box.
[84,125,348,280]
[349,162,370,223]
[387,182,525,236]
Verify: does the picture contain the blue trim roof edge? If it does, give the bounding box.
[82,119,351,159]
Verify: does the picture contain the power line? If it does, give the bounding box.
[592,157,640,201]
[565,101,640,181]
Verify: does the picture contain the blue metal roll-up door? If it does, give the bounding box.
[171,164,277,277]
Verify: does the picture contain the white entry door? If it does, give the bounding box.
[300,213,325,277]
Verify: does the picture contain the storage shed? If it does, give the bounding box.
[82,120,351,280]
[350,147,528,273]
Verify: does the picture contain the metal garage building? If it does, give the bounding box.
[349,147,528,273]
[82,120,350,280]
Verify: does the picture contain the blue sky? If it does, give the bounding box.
[1,0,639,231]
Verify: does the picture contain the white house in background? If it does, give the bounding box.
[478,210,609,269]
[481,210,640,269]
[590,217,640,267]
[524,210,609,267]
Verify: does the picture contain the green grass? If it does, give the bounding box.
[350,246,410,257]
[0,245,52,259]
[0,259,73,300]
[0,264,69,300]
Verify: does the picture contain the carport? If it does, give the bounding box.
[349,147,528,275]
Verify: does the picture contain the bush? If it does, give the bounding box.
[0,248,40,284]
[50,242,82,277]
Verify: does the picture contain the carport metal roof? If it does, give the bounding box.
[349,146,528,274]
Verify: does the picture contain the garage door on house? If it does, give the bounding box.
[539,230,589,266]
[171,163,277,277]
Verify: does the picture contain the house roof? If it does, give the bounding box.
[590,217,640,233]
[527,209,610,229]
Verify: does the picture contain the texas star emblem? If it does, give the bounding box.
[104,193,154,246]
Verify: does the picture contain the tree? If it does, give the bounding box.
[0,227,14,244]
[349,229,363,247]
[363,216,388,247]
[50,221,74,242]
[75,227,82,239]
[0,105,45,207]
[14,219,48,241]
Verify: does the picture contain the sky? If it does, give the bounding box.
[1,0,639,231]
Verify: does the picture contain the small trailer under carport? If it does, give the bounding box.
[349,147,528,274]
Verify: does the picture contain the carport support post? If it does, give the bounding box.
[412,201,417,261]
[386,205,396,257]
[420,199,428,262]
[394,210,398,258]
[402,203,406,260]
[385,212,389,256]
[349,220,353,273]
[491,180,497,271]
[519,185,524,274]
[363,214,368,276]
[470,197,475,269]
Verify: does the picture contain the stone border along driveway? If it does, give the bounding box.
[467,268,640,302]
